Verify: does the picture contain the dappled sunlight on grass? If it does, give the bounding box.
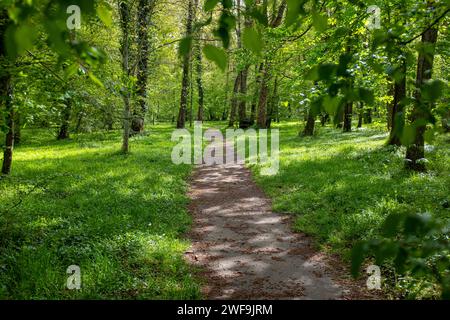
[0,125,200,299]
[251,122,450,260]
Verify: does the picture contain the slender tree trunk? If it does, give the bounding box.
[222,60,231,120]
[320,113,329,126]
[343,101,352,132]
[303,109,315,136]
[194,0,204,122]
[238,67,249,127]
[132,0,153,133]
[386,83,395,130]
[250,63,264,123]
[387,60,406,146]
[357,102,363,128]
[256,65,269,128]
[177,0,194,129]
[195,40,204,122]
[119,1,131,153]
[58,93,72,140]
[266,76,278,128]
[1,10,13,175]
[1,79,14,175]
[14,112,21,144]
[405,12,438,171]
[228,73,241,127]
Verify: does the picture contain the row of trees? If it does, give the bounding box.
[1,0,449,175]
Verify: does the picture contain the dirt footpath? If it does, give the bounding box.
[185,163,377,300]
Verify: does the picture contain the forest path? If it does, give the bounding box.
[185,162,371,299]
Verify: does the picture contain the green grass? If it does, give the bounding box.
[1,121,449,299]
[249,121,450,296]
[0,125,200,299]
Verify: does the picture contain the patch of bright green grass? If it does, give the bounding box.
[0,125,200,299]
[251,122,449,257]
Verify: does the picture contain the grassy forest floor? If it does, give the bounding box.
[0,121,449,299]
[0,125,200,299]
[250,122,450,298]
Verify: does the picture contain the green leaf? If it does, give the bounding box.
[88,72,104,88]
[203,45,228,71]
[322,95,341,115]
[382,214,405,237]
[242,26,263,55]
[97,3,113,27]
[6,24,38,58]
[285,0,306,27]
[205,0,220,11]
[421,79,445,102]
[178,36,192,57]
[312,12,328,33]
[358,88,375,105]
[351,241,368,277]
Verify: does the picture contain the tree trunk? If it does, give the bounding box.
[387,60,406,146]
[14,112,21,144]
[363,108,372,124]
[386,83,394,130]
[228,72,241,127]
[266,76,278,128]
[238,67,249,127]
[405,14,438,172]
[58,94,72,140]
[194,0,204,122]
[250,63,264,123]
[1,9,13,175]
[256,65,270,128]
[320,113,329,126]
[303,106,315,136]
[195,39,204,122]
[132,0,153,133]
[119,1,131,153]
[357,102,364,129]
[177,0,194,129]
[222,60,231,120]
[1,79,14,175]
[343,101,352,132]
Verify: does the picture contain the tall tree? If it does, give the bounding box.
[194,0,204,122]
[405,5,439,171]
[177,0,194,129]
[1,9,14,174]
[387,58,406,146]
[132,0,154,133]
[256,0,286,128]
[119,0,132,153]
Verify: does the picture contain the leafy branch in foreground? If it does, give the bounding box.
[352,212,450,299]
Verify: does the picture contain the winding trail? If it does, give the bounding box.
[185,162,374,300]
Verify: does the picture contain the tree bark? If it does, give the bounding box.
[387,60,406,146]
[357,102,363,129]
[132,0,154,133]
[256,65,269,128]
[238,67,249,127]
[250,63,264,123]
[255,1,286,128]
[14,111,21,144]
[1,10,13,175]
[405,12,438,172]
[177,0,194,129]
[228,72,241,127]
[195,40,204,122]
[343,101,352,132]
[119,1,132,153]
[58,93,72,140]
[303,109,315,136]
